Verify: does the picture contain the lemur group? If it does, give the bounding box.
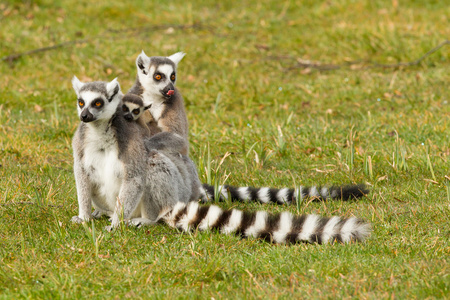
[71,51,371,245]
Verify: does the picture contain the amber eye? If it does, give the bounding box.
[122,105,129,112]
[170,74,176,81]
[95,101,102,107]
[132,109,140,115]
[78,100,85,107]
[154,74,162,81]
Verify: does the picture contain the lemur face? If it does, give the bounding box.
[121,94,148,121]
[122,102,143,121]
[136,51,185,102]
[72,76,121,123]
[150,63,177,100]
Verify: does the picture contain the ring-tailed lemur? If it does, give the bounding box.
[126,51,189,155]
[70,77,371,243]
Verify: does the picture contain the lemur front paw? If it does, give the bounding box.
[71,216,90,223]
[127,219,143,228]
[105,220,119,232]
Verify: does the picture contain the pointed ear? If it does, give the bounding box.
[144,105,152,111]
[106,78,120,101]
[167,52,186,66]
[136,50,151,75]
[72,76,84,97]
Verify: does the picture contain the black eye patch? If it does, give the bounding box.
[78,99,85,107]
[122,104,129,112]
[153,73,165,81]
[92,98,104,108]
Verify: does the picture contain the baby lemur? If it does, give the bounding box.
[126,51,189,155]
[121,93,159,136]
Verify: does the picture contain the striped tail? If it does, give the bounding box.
[163,202,371,244]
[199,183,369,204]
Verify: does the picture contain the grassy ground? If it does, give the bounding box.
[1,0,449,298]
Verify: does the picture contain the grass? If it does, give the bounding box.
[0,0,449,298]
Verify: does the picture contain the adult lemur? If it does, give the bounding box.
[70,77,371,243]
[71,76,200,229]
[126,51,189,156]
[126,51,369,204]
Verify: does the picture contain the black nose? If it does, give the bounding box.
[124,114,133,121]
[80,109,94,122]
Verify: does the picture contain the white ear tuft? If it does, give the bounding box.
[167,52,186,66]
[136,50,151,74]
[106,78,120,101]
[72,76,84,97]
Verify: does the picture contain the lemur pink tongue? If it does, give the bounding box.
[167,90,175,96]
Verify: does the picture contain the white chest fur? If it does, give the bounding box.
[82,125,123,210]
[149,101,165,122]
[142,89,165,122]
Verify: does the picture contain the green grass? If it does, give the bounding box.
[1,0,449,298]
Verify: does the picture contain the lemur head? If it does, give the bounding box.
[122,93,151,121]
[72,76,121,123]
[135,51,185,102]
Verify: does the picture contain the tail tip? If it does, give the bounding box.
[353,221,372,242]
